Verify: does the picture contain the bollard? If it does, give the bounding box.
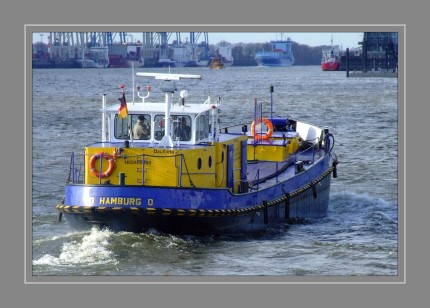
[346,48,350,77]
[119,172,126,185]
[295,161,304,174]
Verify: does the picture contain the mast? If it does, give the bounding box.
[135,72,202,148]
[102,94,106,142]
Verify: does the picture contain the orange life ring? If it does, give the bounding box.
[251,118,273,140]
[89,152,116,178]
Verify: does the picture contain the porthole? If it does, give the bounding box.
[197,158,202,170]
[208,156,212,168]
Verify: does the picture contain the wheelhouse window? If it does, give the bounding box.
[154,115,192,141]
[196,111,210,141]
[154,115,166,141]
[132,114,151,140]
[114,114,151,140]
[173,115,192,141]
[114,114,129,140]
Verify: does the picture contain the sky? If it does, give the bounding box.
[206,32,363,48]
[32,32,363,49]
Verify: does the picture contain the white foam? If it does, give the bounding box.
[33,228,118,266]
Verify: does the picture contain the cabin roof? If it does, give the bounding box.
[104,101,213,115]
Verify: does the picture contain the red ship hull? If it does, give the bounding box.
[321,61,340,71]
[108,55,131,68]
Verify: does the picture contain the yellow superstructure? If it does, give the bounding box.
[247,135,299,162]
[84,134,248,192]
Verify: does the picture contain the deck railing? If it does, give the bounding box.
[67,141,324,190]
[247,142,323,190]
[68,152,215,188]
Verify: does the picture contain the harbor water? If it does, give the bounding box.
[32,66,398,276]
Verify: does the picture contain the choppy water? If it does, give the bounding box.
[32,66,398,276]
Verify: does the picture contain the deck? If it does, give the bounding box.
[245,144,324,191]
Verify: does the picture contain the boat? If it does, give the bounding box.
[169,44,202,67]
[217,42,234,66]
[32,58,55,69]
[209,57,224,69]
[255,37,294,67]
[321,40,341,71]
[56,72,338,236]
[76,46,109,68]
[157,56,177,67]
[108,43,143,68]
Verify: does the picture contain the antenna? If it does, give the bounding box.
[132,61,135,104]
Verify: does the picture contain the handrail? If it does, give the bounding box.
[69,140,326,187]
[74,152,198,187]
[247,142,325,190]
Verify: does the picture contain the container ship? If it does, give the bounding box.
[255,37,294,67]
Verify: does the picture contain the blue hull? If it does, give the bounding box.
[255,57,293,67]
[58,155,334,235]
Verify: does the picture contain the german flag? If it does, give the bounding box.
[118,92,128,119]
